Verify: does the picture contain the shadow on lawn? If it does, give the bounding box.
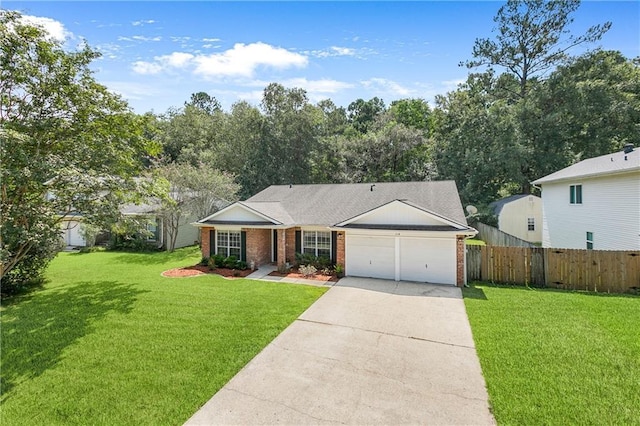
[0,281,146,401]
[464,281,639,300]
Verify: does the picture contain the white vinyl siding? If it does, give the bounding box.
[496,196,542,243]
[541,172,640,250]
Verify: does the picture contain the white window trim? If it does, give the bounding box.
[216,230,241,258]
[302,230,332,259]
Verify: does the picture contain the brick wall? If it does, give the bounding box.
[456,236,465,287]
[200,227,214,259]
[244,228,271,267]
[336,231,345,266]
[276,229,286,267]
[285,227,298,264]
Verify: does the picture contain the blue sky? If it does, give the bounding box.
[4,1,639,114]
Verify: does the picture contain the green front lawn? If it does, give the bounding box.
[464,284,640,425]
[1,248,327,425]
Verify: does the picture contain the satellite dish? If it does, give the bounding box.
[466,205,478,215]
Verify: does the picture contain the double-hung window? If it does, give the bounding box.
[570,184,582,204]
[146,219,159,241]
[303,231,331,259]
[217,231,241,258]
[527,218,535,231]
[586,232,594,250]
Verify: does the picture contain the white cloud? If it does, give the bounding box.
[283,78,353,94]
[307,45,374,59]
[21,15,71,42]
[361,78,412,96]
[440,78,466,92]
[104,81,161,100]
[132,61,163,75]
[160,52,195,68]
[330,46,355,56]
[132,20,156,26]
[193,42,308,78]
[202,38,221,42]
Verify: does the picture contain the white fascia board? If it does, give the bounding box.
[198,202,280,224]
[335,199,468,230]
[333,227,477,238]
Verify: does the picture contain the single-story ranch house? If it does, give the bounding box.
[194,181,477,286]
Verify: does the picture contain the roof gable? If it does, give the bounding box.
[198,202,279,225]
[337,200,467,229]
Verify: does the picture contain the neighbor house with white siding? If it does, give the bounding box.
[489,194,542,244]
[532,144,640,250]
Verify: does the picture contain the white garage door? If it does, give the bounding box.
[346,235,395,280]
[399,237,456,285]
[346,234,457,285]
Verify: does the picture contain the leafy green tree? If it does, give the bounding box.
[347,97,386,133]
[464,0,611,98]
[155,163,239,251]
[0,11,158,292]
[389,98,433,134]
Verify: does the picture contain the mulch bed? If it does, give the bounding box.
[162,265,254,279]
[268,269,340,282]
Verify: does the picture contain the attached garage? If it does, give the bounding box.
[346,233,458,285]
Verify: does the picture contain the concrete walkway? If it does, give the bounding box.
[185,277,495,425]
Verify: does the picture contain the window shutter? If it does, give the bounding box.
[241,231,247,261]
[209,230,215,257]
[331,231,337,262]
[295,230,301,254]
[273,229,278,262]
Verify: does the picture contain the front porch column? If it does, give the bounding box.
[277,229,287,267]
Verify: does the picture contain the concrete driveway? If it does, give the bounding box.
[185,277,495,425]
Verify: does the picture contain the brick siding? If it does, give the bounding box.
[456,236,465,287]
[336,231,345,266]
[200,227,213,259]
[244,228,271,268]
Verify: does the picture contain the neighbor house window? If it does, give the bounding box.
[217,231,241,258]
[146,220,159,241]
[303,231,331,259]
[586,232,594,250]
[570,184,582,204]
[527,218,535,231]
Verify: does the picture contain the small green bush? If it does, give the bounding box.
[236,260,248,270]
[208,254,226,269]
[295,252,332,269]
[223,255,238,269]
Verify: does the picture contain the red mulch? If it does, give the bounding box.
[268,269,339,282]
[162,265,254,279]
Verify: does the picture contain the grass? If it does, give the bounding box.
[1,247,327,425]
[465,238,486,246]
[463,283,640,425]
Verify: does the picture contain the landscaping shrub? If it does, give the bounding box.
[295,252,332,269]
[208,254,226,269]
[223,255,238,269]
[299,264,317,277]
[236,260,248,270]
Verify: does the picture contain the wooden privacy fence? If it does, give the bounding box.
[467,245,640,294]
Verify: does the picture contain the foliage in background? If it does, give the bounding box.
[0,11,159,294]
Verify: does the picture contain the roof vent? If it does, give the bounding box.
[623,143,634,154]
[370,184,376,192]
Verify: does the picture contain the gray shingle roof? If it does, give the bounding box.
[533,147,640,185]
[244,181,468,226]
[489,194,533,216]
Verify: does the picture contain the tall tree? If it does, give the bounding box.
[0,11,158,292]
[347,97,386,133]
[155,163,239,251]
[464,0,611,98]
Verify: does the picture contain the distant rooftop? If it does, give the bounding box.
[533,145,639,185]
